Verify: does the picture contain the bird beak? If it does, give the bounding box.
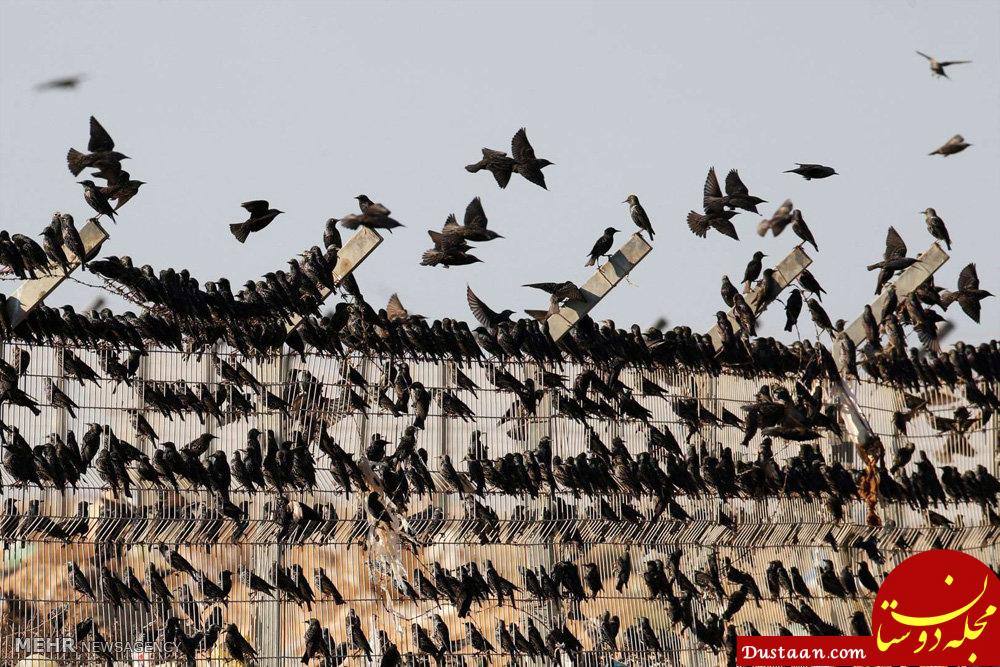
[621,199,628,204]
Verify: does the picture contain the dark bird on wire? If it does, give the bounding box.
[624,195,654,239]
[66,116,128,176]
[230,200,283,243]
[929,134,970,156]
[921,208,952,250]
[586,227,619,267]
[916,51,971,78]
[784,163,838,180]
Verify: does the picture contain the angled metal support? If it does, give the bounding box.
[707,246,813,350]
[3,218,109,329]
[286,226,383,332]
[547,233,653,341]
[843,243,949,347]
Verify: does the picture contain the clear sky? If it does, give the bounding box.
[1,1,997,342]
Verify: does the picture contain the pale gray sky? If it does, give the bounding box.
[1,1,997,342]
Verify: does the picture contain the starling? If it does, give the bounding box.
[66,116,128,176]
[720,275,738,307]
[586,227,619,267]
[59,214,89,271]
[784,163,838,180]
[784,288,803,332]
[758,199,794,237]
[806,298,834,334]
[465,148,516,188]
[442,197,503,242]
[523,281,585,304]
[790,210,818,252]
[466,286,514,329]
[511,128,553,189]
[624,194,654,239]
[78,180,117,222]
[35,74,85,92]
[946,263,993,323]
[686,209,739,240]
[742,251,766,289]
[230,200,283,243]
[921,208,952,250]
[929,134,970,156]
[704,167,766,214]
[916,51,971,78]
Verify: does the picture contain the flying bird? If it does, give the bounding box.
[35,74,85,92]
[66,116,128,177]
[442,197,503,242]
[510,128,554,189]
[784,163,838,180]
[704,167,766,214]
[466,287,514,329]
[230,201,283,243]
[929,134,971,156]
[916,51,971,78]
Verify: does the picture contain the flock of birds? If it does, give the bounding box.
[0,51,995,666]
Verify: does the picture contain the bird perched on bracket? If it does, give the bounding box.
[229,200,283,243]
[340,195,403,233]
[624,195,654,239]
[921,208,952,250]
[586,227,619,267]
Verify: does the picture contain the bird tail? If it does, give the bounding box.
[66,148,87,176]
[230,223,250,243]
[865,262,882,271]
[585,256,596,267]
[686,211,709,238]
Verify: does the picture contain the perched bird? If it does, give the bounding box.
[806,298,834,334]
[230,200,283,243]
[784,163,838,180]
[921,208,952,250]
[742,251,766,289]
[341,195,403,232]
[784,288,803,332]
[916,51,971,78]
[790,210,818,252]
[59,214,89,271]
[79,181,117,222]
[929,134,971,156]
[386,293,422,322]
[624,195,654,239]
[586,227,619,267]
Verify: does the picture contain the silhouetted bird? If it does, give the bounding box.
[784,288,803,332]
[687,209,739,240]
[35,74,85,92]
[586,227,619,267]
[790,210,818,252]
[624,195,654,239]
[916,51,971,78]
[742,252,766,289]
[67,116,128,176]
[59,214,89,271]
[442,197,503,242]
[79,181,117,222]
[230,200,283,243]
[466,148,516,188]
[784,163,838,180]
[944,263,993,323]
[704,167,766,214]
[511,128,553,189]
[929,134,970,156]
[467,287,514,328]
[921,208,952,250]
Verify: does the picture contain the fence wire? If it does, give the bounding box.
[0,342,996,666]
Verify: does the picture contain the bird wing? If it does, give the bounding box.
[511,128,537,163]
[464,197,488,229]
[241,200,271,217]
[939,60,971,66]
[368,202,392,216]
[957,263,979,291]
[712,219,740,241]
[724,169,750,196]
[442,213,460,231]
[386,293,408,321]
[467,286,499,328]
[523,282,559,294]
[947,134,965,145]
[915,51,933,61]
[88,116,115,152]
[703,168,723,207]
[884,226,907,259]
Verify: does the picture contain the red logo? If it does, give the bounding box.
[737,550,1000,666]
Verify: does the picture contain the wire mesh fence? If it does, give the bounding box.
[0,341,996,665]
